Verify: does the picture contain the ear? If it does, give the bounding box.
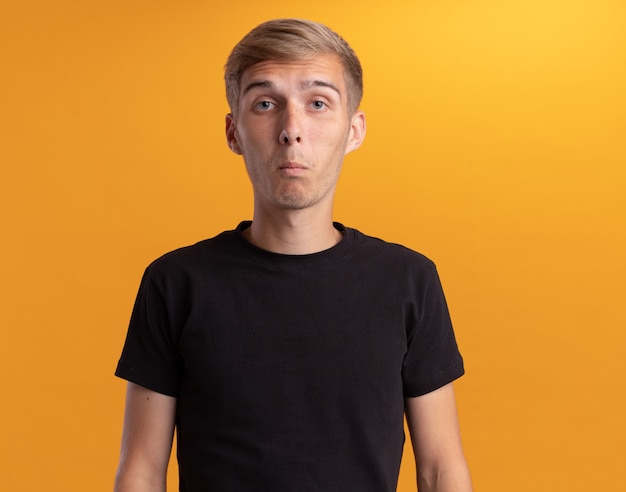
[344,110,366,155]
[225,113,243,155]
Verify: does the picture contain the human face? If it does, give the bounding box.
[226,54,365,213]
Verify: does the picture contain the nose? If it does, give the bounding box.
[278,105,302,144]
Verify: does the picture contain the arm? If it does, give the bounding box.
[114,382,177,492]
[405,383,472,492]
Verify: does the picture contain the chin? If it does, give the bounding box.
[275,199,313,210]
[273,193,317,210]
[273,187,318,210]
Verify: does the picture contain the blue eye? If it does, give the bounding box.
[311,101,327,110]
[256,101,275,111]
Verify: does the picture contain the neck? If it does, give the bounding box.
[243,206,342,255]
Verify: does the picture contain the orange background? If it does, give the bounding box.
[2,1,625,490]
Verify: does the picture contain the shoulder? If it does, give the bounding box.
[144,228,240,279]
[347,227,437,273]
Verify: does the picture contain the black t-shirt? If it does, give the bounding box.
[116,222,464,491]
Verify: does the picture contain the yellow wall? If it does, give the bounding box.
[2,1,624,490]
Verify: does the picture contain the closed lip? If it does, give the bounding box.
[279,161,307,170]
[278,161,308,175]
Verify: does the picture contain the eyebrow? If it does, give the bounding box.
[301,79,341,95]
[242,79,342,97]
[242,80,273,95]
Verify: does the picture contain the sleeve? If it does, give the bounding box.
[402,265,465,397]
[115,265,183,397]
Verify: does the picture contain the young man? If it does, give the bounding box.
[114,19,472,492]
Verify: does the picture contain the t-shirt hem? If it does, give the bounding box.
[115,363,179,397]
[403,358,465,398]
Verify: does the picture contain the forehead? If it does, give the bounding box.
[240,54,347,95]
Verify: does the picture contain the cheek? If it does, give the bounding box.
[240,126,276,150]
[314,123,345,147]
[322,126,350,154]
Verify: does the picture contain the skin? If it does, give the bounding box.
[406,384,473,491]
[114,383,176,492]
[114,53,472,491]
[225,54,365,254]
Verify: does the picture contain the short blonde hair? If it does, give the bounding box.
[225,19,363,116]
